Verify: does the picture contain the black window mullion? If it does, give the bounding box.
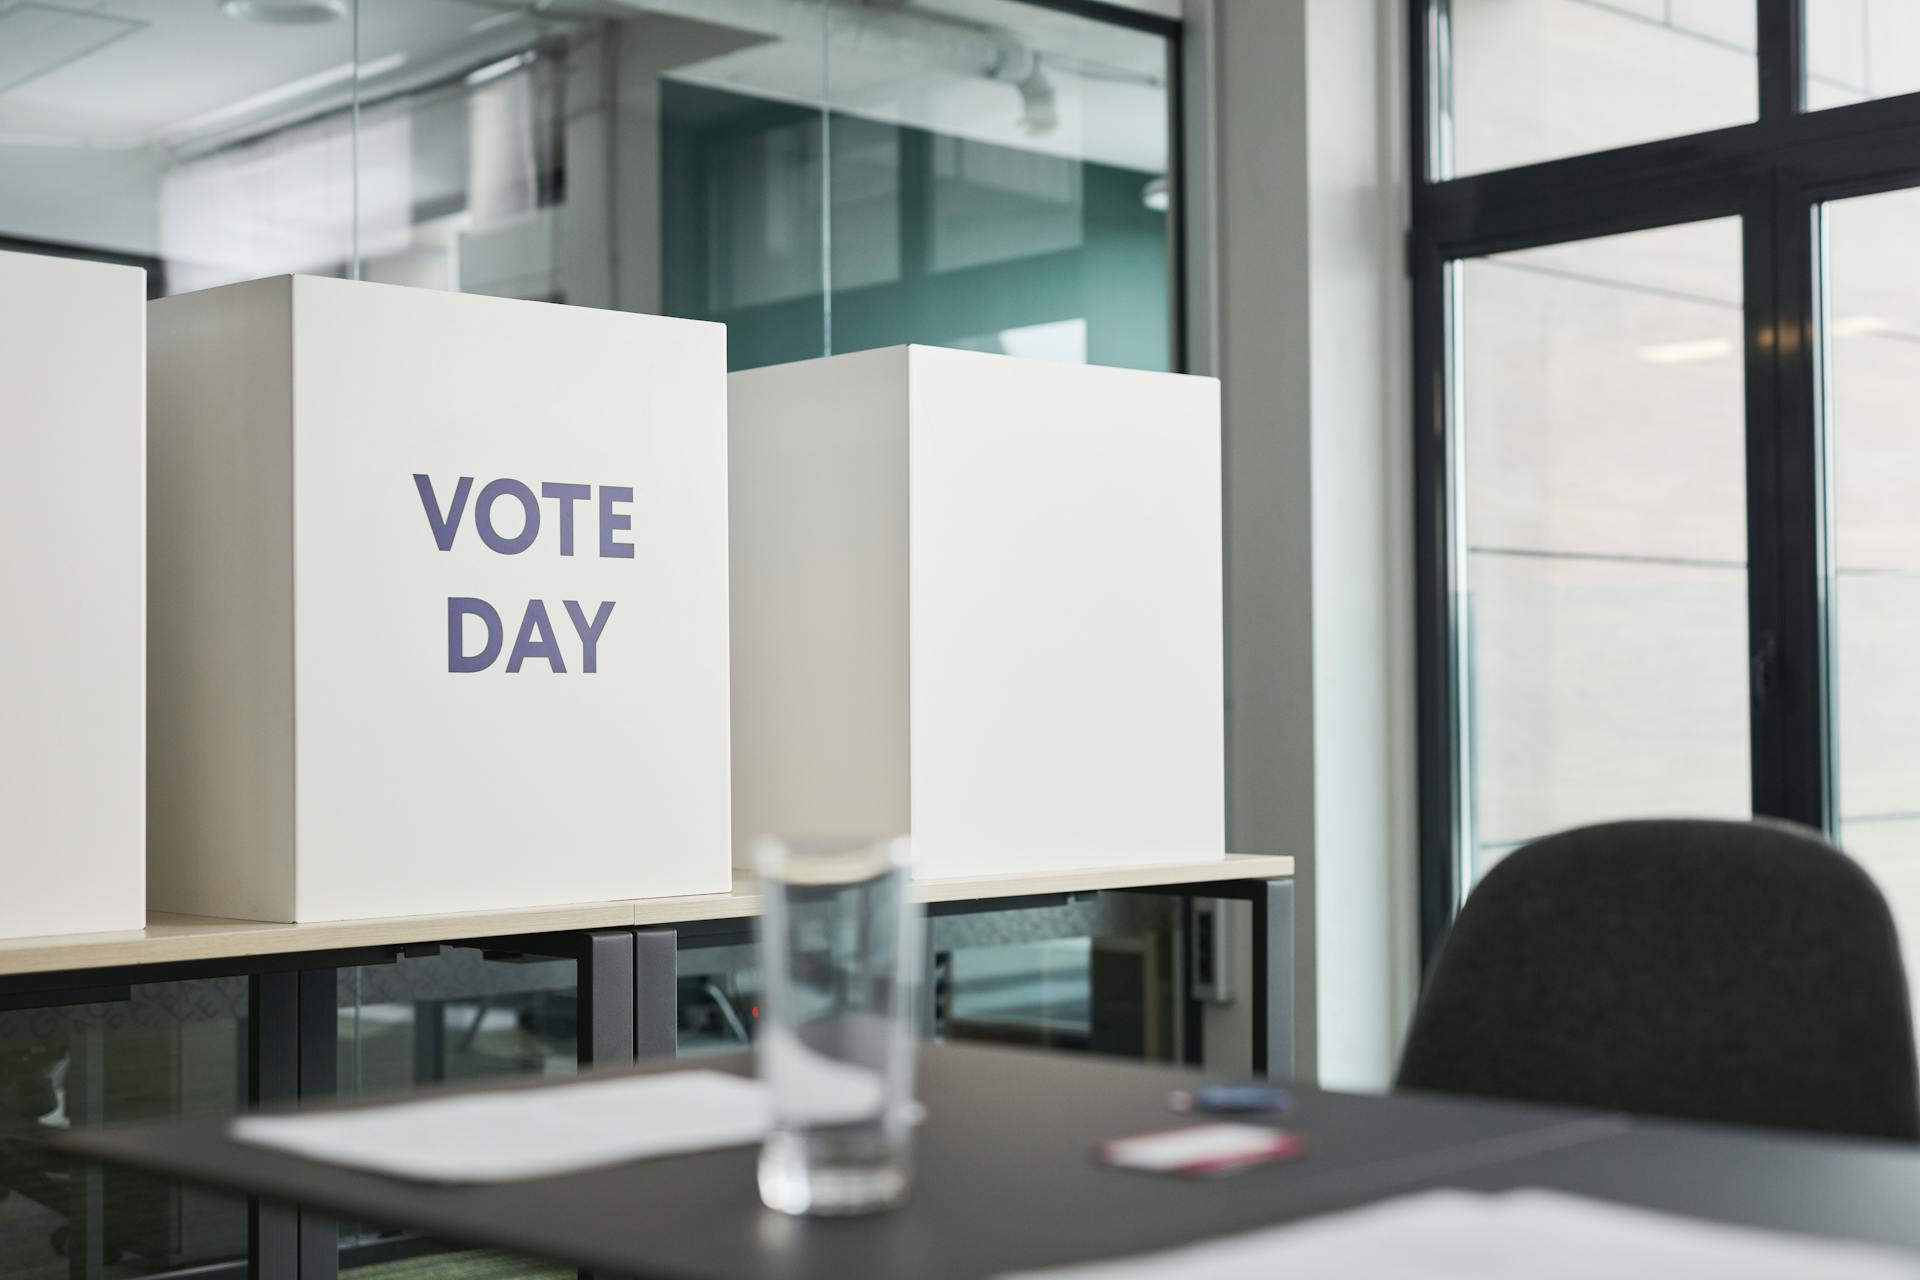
[1774,170,1833,831]
[1757,0,1805,123]
[1410,0,1454,968]
[1411,227,1458,968]
[1743,172,1830,833]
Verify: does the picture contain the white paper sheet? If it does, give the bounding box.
[231,1070,775,1183]
[1001,1188,1920,1279]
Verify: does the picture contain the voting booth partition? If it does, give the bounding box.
[0,250,147,941]
[146,276,733,923]
[729,345,1226,881]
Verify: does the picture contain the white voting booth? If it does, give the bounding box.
[0,251,147,940]
[730,345,1225,881]
[147,276,732,923]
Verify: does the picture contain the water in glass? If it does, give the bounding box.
[753,836,920,1216]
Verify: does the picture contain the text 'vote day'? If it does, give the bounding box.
[414,473,629,674]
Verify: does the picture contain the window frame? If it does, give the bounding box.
[1411,0,1920,961]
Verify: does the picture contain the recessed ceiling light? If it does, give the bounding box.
[1638,337,1734,365]
[1833,315,1896,337]
[218,0,347,25]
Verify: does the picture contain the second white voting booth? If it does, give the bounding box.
[730,345,1225,881]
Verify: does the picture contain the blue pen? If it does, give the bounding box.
[1169,1083,1291,1115]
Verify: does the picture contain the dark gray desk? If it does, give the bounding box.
[1446,1120,1920,1254]
[45,1041,1842,1280]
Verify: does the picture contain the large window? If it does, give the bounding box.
[1825,186,1920,983]
[1442,0,1758,176]
[1458,221,1752,877]
[1414,1,1920,973]
[1806,0,1920,106]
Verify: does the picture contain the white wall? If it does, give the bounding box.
[0,144,163,257]
[1185,0,1416,1091]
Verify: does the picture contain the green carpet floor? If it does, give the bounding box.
[343,1250,569,1280]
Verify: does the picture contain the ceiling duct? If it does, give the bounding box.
[594,0,1159,111]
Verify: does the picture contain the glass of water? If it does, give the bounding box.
[753,836,921,1216]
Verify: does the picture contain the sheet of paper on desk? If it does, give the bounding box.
[231,1037,909,1184]
[1001,1188,1920,1279]
[231,1071,777,1183]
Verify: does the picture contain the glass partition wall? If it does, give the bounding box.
[1414,0,1920,1011]
[0,3,1179,1277]
[0,0,1174,370]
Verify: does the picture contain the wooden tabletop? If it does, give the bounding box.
[0,854,1292,978]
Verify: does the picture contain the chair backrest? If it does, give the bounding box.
[1397,818,1920,1141]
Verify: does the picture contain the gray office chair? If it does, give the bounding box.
[1397,818,1920,1141]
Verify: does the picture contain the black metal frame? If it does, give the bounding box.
[1112,877,1296,1077]
[1411,0,1920,963]
[0,937,635,1280]
[1020,0,1177,37]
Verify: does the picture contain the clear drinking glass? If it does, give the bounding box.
[753,836,921,1216]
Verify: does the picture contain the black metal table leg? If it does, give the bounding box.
[575,930,638,1069]
[1248,878,1295,1079]
[249,971,300,1280]
[922,921,940,1041]
[297,969,339,1280]
[634,929,678,1060]
[569,929,642,1280]
[65,1018,105,1280]
[1114,876,1298,1080]
[412,998,447,1084]
[247,967,342,1280]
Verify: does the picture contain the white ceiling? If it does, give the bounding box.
[0,0,557,145]
[661,0,1169,171]
[0,0,1168,170]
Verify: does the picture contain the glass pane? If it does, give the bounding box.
[818,0,1172,370]
[0,1,1169,369]
[0,981,248,1278]
[1824,187,1920,992]
[350,0,832,358]
[334,947,578,1273]
[940,897,1178,1059]
[0,2,356,292]
[1806,1,1920,107]
[1443,0,1757,177]
[1457,218,1750,880]
[674,899,1181,1062]
[679,939,760,1059]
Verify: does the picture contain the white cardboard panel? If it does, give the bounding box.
[0,250,146,939]
[149,276,732,922]
[729,347,912,861]
[730,345,1225,879]
[907,347,1225,877]
[147,277,296,922]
